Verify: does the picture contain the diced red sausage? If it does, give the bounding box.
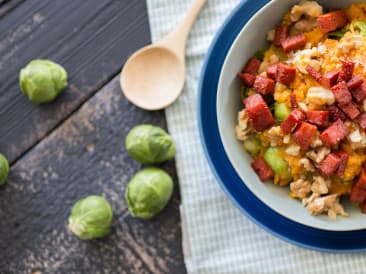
[347,74,364,90]
[243,58,261,75]
[238,73,256,87]
[317,10,348,33]
[321,69,340,88]
[266,63,278,79]
[281,33,307,53]
[338,102,360,120]
[351,82,366,103]
[334,150,349,176]
[274,25,289,47]
[244,94,275,132]
[280,109,305,135]
[306,110,329,127]
[292,122,317,150]
[305,64,322,83]
[350,169,366,203]
[331,81,352,105]
[350,185,366,204]
[251,157,274,182]
[358,113,366,130]
[360,201,366,214]
[253,76,275,95]
[320,119,349,148]
[290,93,298,108]
[328,105,346,122]
[318,153,341,176]
[276,63,296,85]
[339,61,355,82]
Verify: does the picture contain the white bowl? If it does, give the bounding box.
[217,0,366,231]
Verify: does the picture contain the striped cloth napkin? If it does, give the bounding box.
[146,0,366,273]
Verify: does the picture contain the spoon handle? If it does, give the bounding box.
[159,0,207,59]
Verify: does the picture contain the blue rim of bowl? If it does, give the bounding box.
[197,0,366,252]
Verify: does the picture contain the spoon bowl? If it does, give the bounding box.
[120,45,185,110]
[120,0,206,110]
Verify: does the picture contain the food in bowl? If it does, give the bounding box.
[235,1,366,219]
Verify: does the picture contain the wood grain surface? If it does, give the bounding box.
[0,1,186,273]
[0,0,151,163]
[0,77,186,274]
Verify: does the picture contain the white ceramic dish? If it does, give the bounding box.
[217,0,366,231]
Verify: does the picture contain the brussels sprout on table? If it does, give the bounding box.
[0,154,9,186]
[19,59,68,104]
[125,124,176,164]
[68,195,113,240]
[126,167,173,219]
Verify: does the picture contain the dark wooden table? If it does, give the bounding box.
[0,1,186,273]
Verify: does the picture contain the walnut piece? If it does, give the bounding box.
[304,194,349,219]
[311,176,330,195]
[299,158,315,172]
[290,179,312,199]
[235,109,251,141]
[306,147,330,163]
[290,1,323,22]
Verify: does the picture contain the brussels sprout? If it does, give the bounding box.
[328,30,345,39]
[264,147,290,179]
[253,49,266,61]
[19,59,68,104]
[68,195,113,240]
[0,154,9,186]
[243,134,261,157]
[125,125,176,164]
[354,21,366,37]
[126,167,173,219]
[274,102,291,123]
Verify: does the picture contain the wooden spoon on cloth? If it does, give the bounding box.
[120,0,207,110]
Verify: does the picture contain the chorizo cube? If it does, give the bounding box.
[251,157,274,182]
[290,93,298,108]
[318,153,341,176]
[358,113,366,130]
[266,63,278,80]
[328,105,346,122]
[331,81,352,105]
[338,102,360,120]
[360,200,366,214]
[321,69,340,88]
[292,122,317,150]
[281,33,307,53]
[253,76,275,95]
[334,150,349,176]
[274,25,289,47]
[317,10,348,33]
[306,64,322,83]
[350,169,366,203]
[280,109,305,135]
[347,74,364,90]
[350,185,366,204]
[306,110,329,127]
[320,119,349,148]
[276,63,296,85]
[351,82,366,103]
[238,73,256,87]
[339,61,355,82]
[243,58,261,75]
[243,94,275,132]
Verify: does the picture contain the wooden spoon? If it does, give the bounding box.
[120,0,207,110]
